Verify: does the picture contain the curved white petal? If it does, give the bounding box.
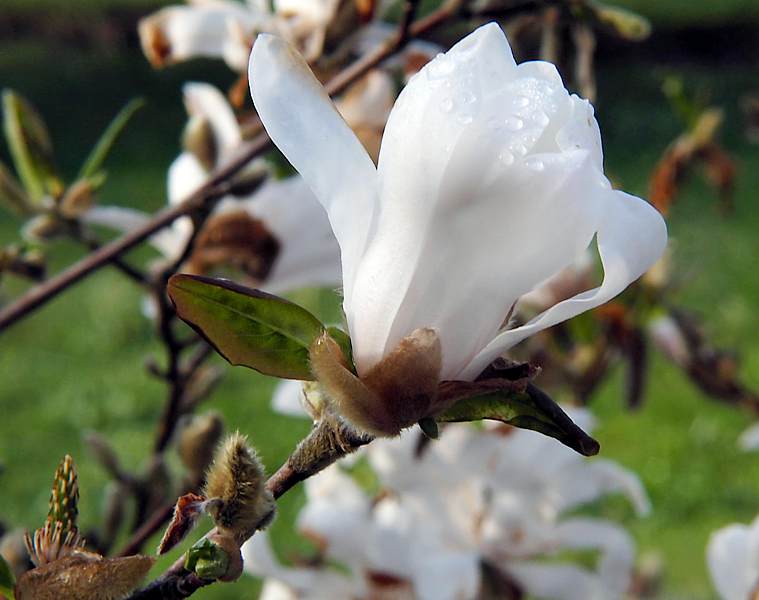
[183,82,242,161]
[461,189,667,380]
[555,518,635,597]
[552,459,651,517]
[168,151,208,205]
[249,34,378,308]
[235,176,342,293]
[707,524,754,600]
[412,549,480,600]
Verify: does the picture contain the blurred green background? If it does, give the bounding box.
[1,1,759,599]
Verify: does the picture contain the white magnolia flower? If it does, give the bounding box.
[249,23,667,392]
[244,417,647,599]
[707,515,759,600]
[85,82,345,294]
[139,0,345,70]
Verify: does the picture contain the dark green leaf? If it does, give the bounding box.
[2,90,62,202]
[0,554,15,599]
[78,98,145,180]
[436,383,599,457]
[168,274,325,380]
[418,417,439,440]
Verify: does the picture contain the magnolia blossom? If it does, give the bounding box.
[249,23,667,393]
[85,82,341,294]
[707,515,759,600]
[139,0,345,70]
[243,416,649,599]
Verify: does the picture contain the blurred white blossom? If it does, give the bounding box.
[243,415,649,599]
[138,0,346,70]
[249,22,667,388]
[707,515,759,600]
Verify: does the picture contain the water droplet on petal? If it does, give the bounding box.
[498,151,514,165]
[505,117,524,131]
[533,111,550,127]
[513,95,530,108]
[457,113,473,125]
[440,98,454,113]
[461,91,477,105]
[525,158,545,172]
[512,143,528,156]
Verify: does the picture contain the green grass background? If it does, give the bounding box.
[1,4,759,599]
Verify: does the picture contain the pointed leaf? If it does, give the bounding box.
[78,98,145,180]
[168,274,325,380]
[0,160,31,216]
[2,90,62,201]
[436,383,599,456]
[0,554,15,599]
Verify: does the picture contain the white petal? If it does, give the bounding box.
[139,2,262,70]
[271,379,309,418]
[507,562,605,600]
[349,24,615,376]
[555,518,636,597]
[412,550,480,600]
[168,151,208,205]
[461,190,666,380]
[707,523,754,600]
[249,34,378,307]
[552,459,651,517]
[183,82,242,161]
[739,423,759,451]
[236,176,342,294]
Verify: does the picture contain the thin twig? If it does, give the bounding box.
[0,0,463,335]
[126,419,372,600]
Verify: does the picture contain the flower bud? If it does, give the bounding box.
[309,328,442,437]
[182,115,217,171]
[58,179,95,219]
[176,412,224,479]
[203,433,276,542]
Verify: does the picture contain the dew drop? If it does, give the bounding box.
[533,111,550,127]
[440,98,454,113]
[512,143,528,156]
[513,95,530,108]
[457,113,473,125]
[525,158,545,172]
[498,151,515,165]
[461,91,477,105]
[505,117,524,131]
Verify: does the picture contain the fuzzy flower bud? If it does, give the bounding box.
[203,433,276,542]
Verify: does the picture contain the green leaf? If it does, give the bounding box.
[436,383,600,457]
[2,90,62,202]
[168,274,326,380]
[326,326,355,373]
[0,554,15,599]
[185,538,229,581]
[78,98,145,181]
[0,160,31,216]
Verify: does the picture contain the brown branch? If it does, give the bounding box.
[0,0,466,336]
[126,419,372,599]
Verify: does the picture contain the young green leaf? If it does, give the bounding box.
[2,90,62,202]
[168,274,326,380]
[0,554,15,599]
[436,384,600,457]
[0,160,30,216]
[78,98,145,181]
